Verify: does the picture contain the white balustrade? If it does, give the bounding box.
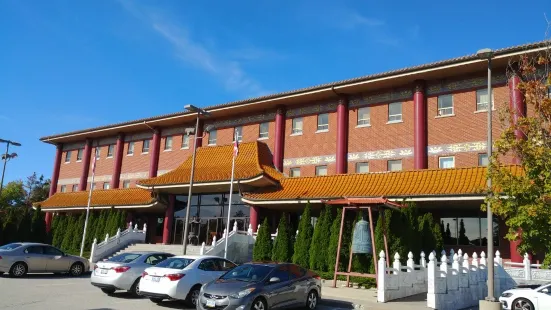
[89,224,148,263]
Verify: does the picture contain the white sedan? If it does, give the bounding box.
[500,282,551,310]
[139,255,237,307]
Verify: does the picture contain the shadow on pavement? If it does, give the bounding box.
[386,293,427,302]
[156,300,192,309]
[321,298,356,309]
[0,272,92,280]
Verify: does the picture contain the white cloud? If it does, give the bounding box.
[118,0,269,97]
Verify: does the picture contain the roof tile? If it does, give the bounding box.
[38,188,155,209]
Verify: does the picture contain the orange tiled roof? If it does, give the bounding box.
[37,188,155,209]
[138,141,283,187]
[243,166,523,201]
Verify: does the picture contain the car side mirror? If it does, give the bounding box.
[269,277,280,283]
[542,288,549,293]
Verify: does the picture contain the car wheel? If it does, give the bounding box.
[513,298,534,310]
[149,298,163,304]
[69,262,84,277]
[9,262,27,278]
[252,298,267,310]
[306,290,318,309]
[101,288,116,295]
[129,278,141,297]
[0,272,4,276]
[185,285,201,307]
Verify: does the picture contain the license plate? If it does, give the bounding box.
[152,276,161,282]
[100,269,108,274]
[206,299,216,307]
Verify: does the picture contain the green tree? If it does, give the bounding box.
[52,215,66,248]
[71,213,86,252]
[253,218,272,261]
[17,208,33,242]
[0,181,26,209]
[119,210,128,231]
[23,173,50,207]
[327,209,342,273]
[272,214,292,262]
[61,215,76,251]
[30,206,47,243]
[95,210,108,240]
[85,212,97,249]
[309,208,326,270]
[292,203,313,267]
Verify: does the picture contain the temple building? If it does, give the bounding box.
[37,41,548,262]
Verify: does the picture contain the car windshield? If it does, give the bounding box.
[221,264,274,282]
[0,243,23,251]
[108,253,142,263]
[155,258,195,269]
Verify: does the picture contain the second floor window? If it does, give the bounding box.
[127,142,134,155]
[91,183,96,191]
[123,180,131,188]
[476,89,494,111]
[478,153,489,166]
[438,94,454,116]
[356,162,369,173]
[142,140,150,153]
[103,182,110,190]
[289,167,301,177]
[208,129,217,145]
[60,185,66,193]
[107,144,115,157]
[164,136,173,150]
[317,113,329,131]
[388,102,402,122]
[315,165,328,176]
[77,148,83,161]
[387,159,402,172]
[72,184,78,192]
[357,107,370,126]
[258,122,269,139]
[292,117,303,135]
[234,126,243,142]
[182,134,189,149]
[95,147,101,159]
[439,156,455,169]
[65,151,71,163]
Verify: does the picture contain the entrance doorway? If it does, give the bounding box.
[172,217,249,246]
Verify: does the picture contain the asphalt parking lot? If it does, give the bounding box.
[0,273,354,310]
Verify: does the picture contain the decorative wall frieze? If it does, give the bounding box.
[95,137,118,146]
[426,73,507,96]
[207,112,277,130]
[87,175,112,183]
[282,141,488,167]
[58,178,81,186]
[119,171,149,180]
[62,142,85,151]
[349,88,413,108]
[124,132,154,142]
[285,100,339,118]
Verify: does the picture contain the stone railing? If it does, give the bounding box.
[197,222,255,263]
[503,253,551,283]
[377,251,428,302]
[90,223,147,263]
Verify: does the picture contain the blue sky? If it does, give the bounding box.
[0,0,549,184]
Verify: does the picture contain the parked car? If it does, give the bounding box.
[139,255,237,306]
[0,242,89,277]
[91,251,173,297]
[198,262,321,310]
[499,282,551,310]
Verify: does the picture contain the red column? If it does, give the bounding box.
[78,139,93,191]
[414,80,428,169]
[336,96,349,174]
[111,133,125,189]
[196,119,204,148]
[149,128,161,178]
[162,195,175,244]
[250,205,259,232]
[45,144,63,232]
[509,74,526,263]
[273,106,286,171]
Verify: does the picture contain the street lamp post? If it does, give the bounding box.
[476,48,500,310]
[0,138,22,197]
[182,105,211,255]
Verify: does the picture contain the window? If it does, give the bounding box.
[91,183,96,190]
[214,258,237,271]
[95,148,100,159]
[315,165,328,176]
[356,162,369,173]
[258,122,269,139]
[72,184,78,192]
[271,265,290,282]
[123,180,131,188]
[437,94,454,116]
[65,151,71,163]
[476,89,494,111]
[145,254,169,265]
[127,142,135,155]
[317,113,329,131]
[42,246,63,256]
[198,259,218,271]
[441,217,499,246]
[181,134,189,149]
[478,154,489,166]
[142,140,150,153]
[103,182,110,190]
[24,246,44,254]
[77,149,83,161]
[60,185,66,193]
[291,117,303,135]
[357,107,370,126]
[387,159,402,171]
[208,129,217,145]
[388,102,402,122]
[289,168,301,177]
[234,126,243,142]
[107,144,115,157]
[439,156,455,169]
[164,136,173,150]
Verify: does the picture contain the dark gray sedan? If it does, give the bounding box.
[0,243,90,277]
[197,262,321,310]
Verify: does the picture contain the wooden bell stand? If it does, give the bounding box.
[324,197,404,288]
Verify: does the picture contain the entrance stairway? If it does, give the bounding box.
[106,243,205,260]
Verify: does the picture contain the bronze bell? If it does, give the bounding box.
[351,217,372,254]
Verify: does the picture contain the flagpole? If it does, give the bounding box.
[80,149,96,257]
[224,134,238,259]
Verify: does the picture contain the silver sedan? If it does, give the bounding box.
[0,243,90,277]
[91,251,173,297]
